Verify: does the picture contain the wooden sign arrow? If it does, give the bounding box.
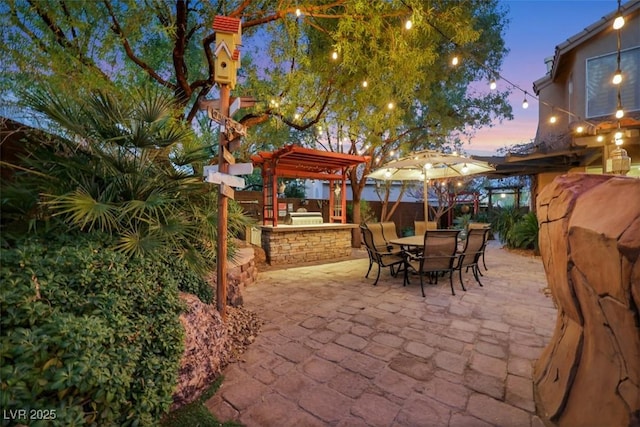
[219,183,235,199]
[222,146,235,165]
[204,163,253,177]
[206,170,246,188]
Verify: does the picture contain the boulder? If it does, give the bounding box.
[535,173,640,426]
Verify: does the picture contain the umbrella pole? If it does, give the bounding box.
[423,178,429,221]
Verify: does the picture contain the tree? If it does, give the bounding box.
[3,0,513,245]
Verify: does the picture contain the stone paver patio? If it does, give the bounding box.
[206,241,557,426]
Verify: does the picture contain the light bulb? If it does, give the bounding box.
[612,69,622,85]
[616,108,624,119]
[294,113,300,119]
[295,8,301,17]
[387,102,394,109]
[613,15,625,30]
[362,80,368,88]
[614,131,624,145]
[489,79,497,90]
[549,115,557,124]
[405,20,412,30]
[597,135,604,142]
[389,150,395,156]
[576,126,584,133]
[451,55,459,66]
[331,51,338,60]
[522,97,529,109]
[461,164,469,174]
[384,169,392,178]
[424,163,432,170]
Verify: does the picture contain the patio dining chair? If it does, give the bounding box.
[414,221,438,237]
[468,223,492,271]
[367,222,402,253]
[403,229,461,297]
[454,228,488,290]
[360,225,405,286]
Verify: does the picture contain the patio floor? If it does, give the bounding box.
[206,241,557,427]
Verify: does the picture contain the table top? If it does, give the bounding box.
[389,236,424,247]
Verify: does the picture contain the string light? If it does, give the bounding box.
[405,20,412,30]
[576,125,584,133]
[461,164,469,173]
[612,68,622,85]
[522,94,529,109]
[295,8,302,17]
[451,55,459,66]
[424,163,432,170]
[614,130,624,145]
[362,80,368,88]
[331,51,338,60]
[549,115,557,124]
[613,14,625,29]
[489,79,497,90]
[387,102,394,109]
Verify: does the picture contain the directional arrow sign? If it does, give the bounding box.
[219,183,235,199]
[222,146,235,165]
[206,171,245,188]
[204,163,253,176]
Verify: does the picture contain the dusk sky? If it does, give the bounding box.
[467,0,620,156]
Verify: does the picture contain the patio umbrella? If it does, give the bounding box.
[367,149,495,221]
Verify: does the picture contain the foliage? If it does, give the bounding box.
[508,212,540,253]
[0,232,185,426]
[160,377,242,427]
[490,206,523,244]
[3,0,513,243]
[283,180,306,199]
[2,85,251,275]
[453,213,472,231]
[347,200,375,224]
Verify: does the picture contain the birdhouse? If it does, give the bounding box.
[213,16,242,89]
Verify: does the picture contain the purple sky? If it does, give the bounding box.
[466,0,619,155]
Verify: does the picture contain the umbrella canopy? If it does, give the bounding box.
[367,149,495,221]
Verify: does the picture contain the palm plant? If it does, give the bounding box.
[508,212,540,254]
[3,85,250,274]
[490,205,523,244]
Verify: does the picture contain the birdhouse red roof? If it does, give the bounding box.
[212,16,241,34]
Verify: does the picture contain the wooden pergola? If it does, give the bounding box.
[251,145,369,226]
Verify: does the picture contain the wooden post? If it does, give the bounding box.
[216,84,230,319]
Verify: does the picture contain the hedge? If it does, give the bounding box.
[0,232,191,426]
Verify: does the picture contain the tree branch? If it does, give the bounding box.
[173,0,191,102]
[26,0,110,80]
[102,0,176,90]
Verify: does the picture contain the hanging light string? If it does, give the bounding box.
[421,5,630,130]
[614,0,625,121]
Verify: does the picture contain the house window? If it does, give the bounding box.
[586,47,640,118]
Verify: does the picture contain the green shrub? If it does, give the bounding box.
[508,212,540,253]
[0,232,185,426]
[490,206,523,244]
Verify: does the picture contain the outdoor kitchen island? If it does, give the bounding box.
[259,223,358,266]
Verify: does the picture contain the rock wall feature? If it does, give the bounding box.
[173,247,258,408]
[260,224,356,265]
[535,173,640,427]
[207,247,258,307]
[172,292,230,409]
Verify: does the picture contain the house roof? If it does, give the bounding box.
[212,16,241,34]
[251,145,369,180]
[534,0,640,93]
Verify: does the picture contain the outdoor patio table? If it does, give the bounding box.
[389,234,463,252]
